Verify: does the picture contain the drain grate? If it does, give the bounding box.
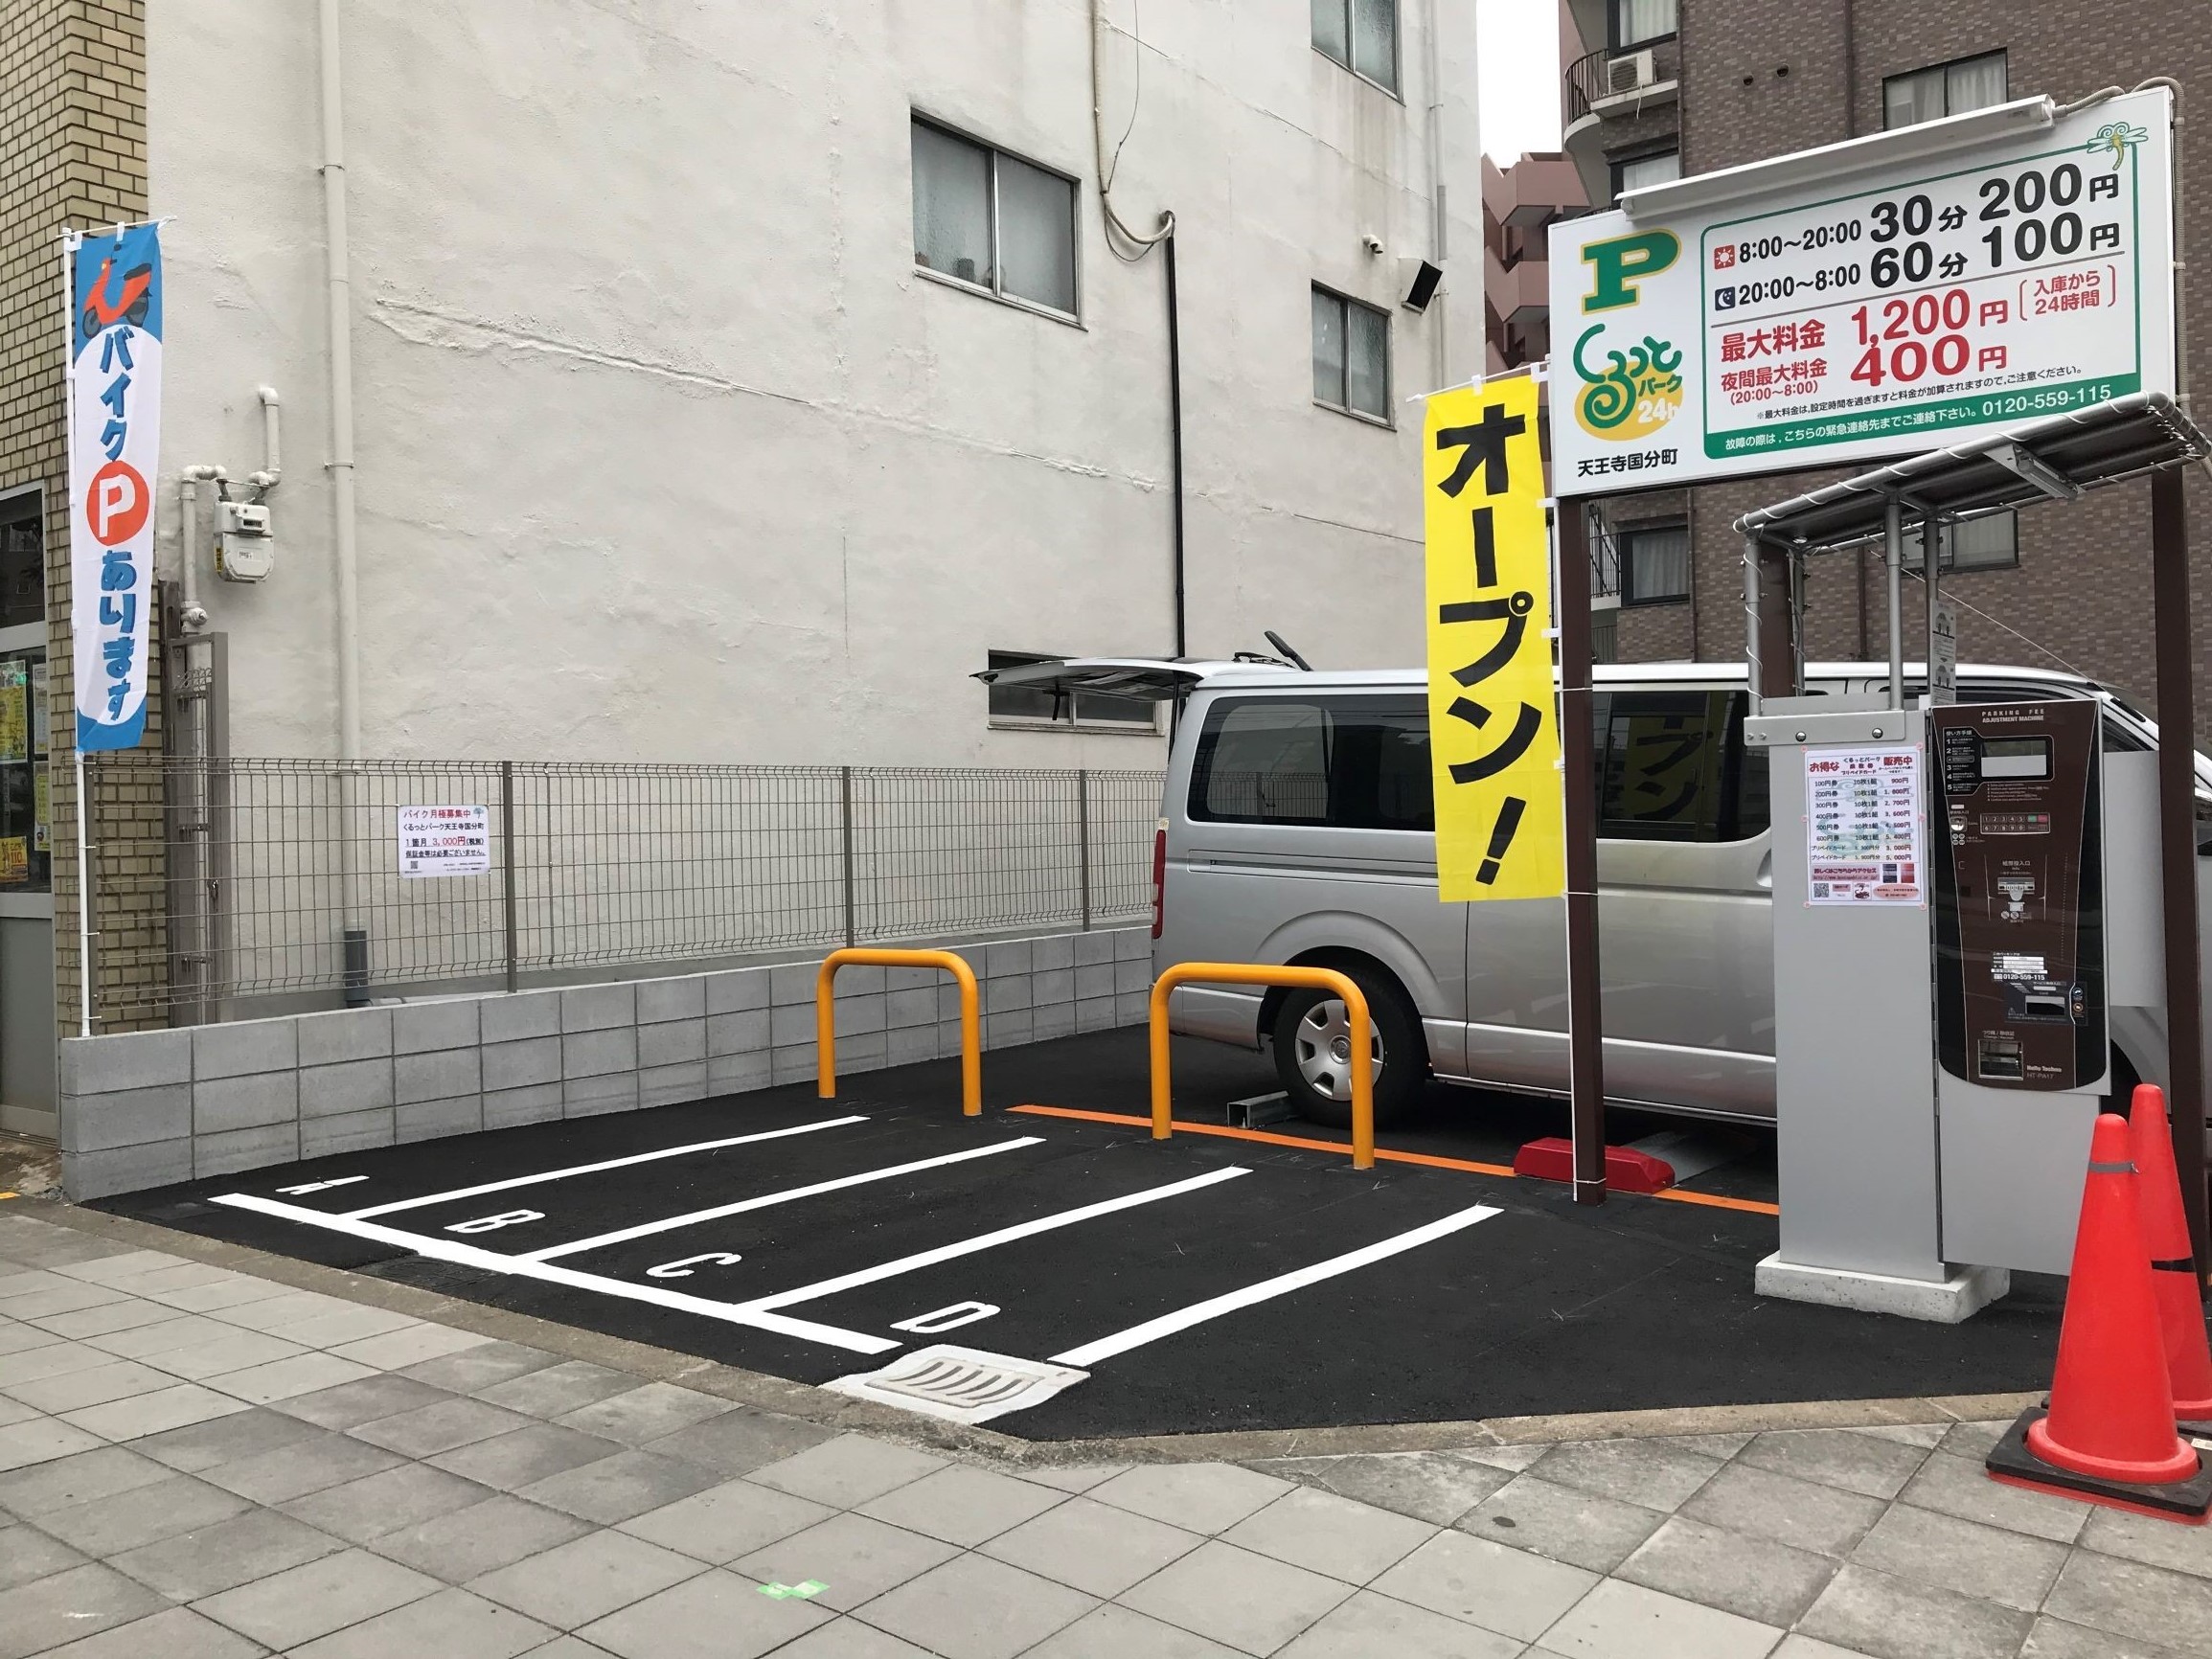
[823,1345,1088,1425]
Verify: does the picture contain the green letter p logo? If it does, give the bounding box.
[1582,230,1680,314]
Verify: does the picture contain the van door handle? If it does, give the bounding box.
[1756,852,1772,890]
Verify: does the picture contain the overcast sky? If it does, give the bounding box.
[1478,0,1563,163]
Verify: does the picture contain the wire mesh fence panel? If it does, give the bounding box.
[81,754,1165,1026]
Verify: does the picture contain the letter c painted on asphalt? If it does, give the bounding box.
[646,1252,744,1280]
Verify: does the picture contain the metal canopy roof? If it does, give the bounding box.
[1732,391,2212,556]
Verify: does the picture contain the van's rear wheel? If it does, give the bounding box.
[1271,970,1425,1129]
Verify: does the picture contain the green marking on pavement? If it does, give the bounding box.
[758,1580,828,1601]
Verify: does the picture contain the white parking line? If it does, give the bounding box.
[1048,1199,1502,1367]
[517,1137,1050,1262]
[737,1166,1251,1314]
[210,1193,898,1354]
[344,1116,870,1219]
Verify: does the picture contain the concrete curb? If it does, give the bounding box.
[15,1194,2026,1473]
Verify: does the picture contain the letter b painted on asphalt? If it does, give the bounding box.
[445,1209,544,1234]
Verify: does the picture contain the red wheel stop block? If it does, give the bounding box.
[1513,1136,1676,1194]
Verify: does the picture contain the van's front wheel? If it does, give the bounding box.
[1271,971,1425,1129]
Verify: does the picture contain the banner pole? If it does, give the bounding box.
[59,228,92,1037]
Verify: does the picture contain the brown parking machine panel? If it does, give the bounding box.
[1930,701,2106,1092]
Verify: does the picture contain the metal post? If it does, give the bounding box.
[1556,499,1607,1206]
[1788,550,1807,695]
[839,764,856,948]
[1883,496,1904,711]
[1923,515,1942,698]
[500,760,517,994]
[1744,535,1764,716]
[1077,768,1092,931]
[73,746,92,1036]
[2150,466,2209,1274]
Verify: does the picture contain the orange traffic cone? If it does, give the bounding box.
[1985,1112,2212,1522]
[2129,1083,2212,1430]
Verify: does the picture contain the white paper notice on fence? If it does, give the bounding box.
[397,805,490,877]
[1804,746,1924,905]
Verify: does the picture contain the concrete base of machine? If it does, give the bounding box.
[1756,1252,2012,1323]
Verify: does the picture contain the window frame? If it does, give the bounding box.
[1881,50,2008,129]
[910,113,1083,326]
[1609,0,1678,51]
[1311,283,1395,427]
[1311,0,1402,99]
[1610,147,1681,202]
[1618,521,1692,606]
[1901,511,2021,575]
[984,651,1162,737]
[1187,693,1435,831]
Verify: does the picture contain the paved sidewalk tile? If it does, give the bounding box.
[555,1382,734,1444]
[61,1383,251,1442]
[287,1586,556,1659]
[2018,1613,2198,1657]
[4,1358,175,1414]
[620,1478,837,1563]
[1116,1538,1352,1655]
[1532,1437,1728,1512]
[33,1604,266,1659]
[330,1322,492,1372]
[1535,1577,1782,1659]
[2077,1504,2212,1582]
[979,1493,1205,1599]
[1458,1472,1667,1574]
[515,1447,722,1524]
[128,1404,324,1472]
[212,1351,379,1405]
[749,1435,947,1510]
[108,1505,344,1600]
[84,1317,249,1362]
[275,1373,454,1429]
[1087,1462,1293,1534]
[1682,1462,1887,1557]
[144,1329,309,1382]
[0,1341,120,1387]
[1796,1561,2036,1659]
[352,1396,537,1458]
[0,1561,170,1659]
[767,1621,939,1658]
[1222,1484,1437,1583]
[0,1418,103,1470]
[0,1443,172,1512]
[1018,1602,1243,1658]
[1852,1499,2069,1613]
[400,1341,561,1395]
[1278,1587,1524,1657]
[0,1519,87,1590]
[1371,1529,1598,1642]
[198,1427,405,1503]
[2041,1548,2212,1654]
[34,1302,195,1342]
[469,1529,706,1629]
[36,1472,253,1554]
[1896,1449,2090,1545]
[857,1551,1097,1659]
[1250,1450,1515,1526]
[582,1567,832,1659]
[1618,1513,1838,1626]
[639,1406,833,1476]
[192,1547,442,1648]
[856,1463,1066,1547]
[428,1422,626,1490]
[734,1511,961,1612]
[477,1361,642,1420]
[1737,1428,1932,1501]
[370,1493,597,1581]
[282,1460,497,1543]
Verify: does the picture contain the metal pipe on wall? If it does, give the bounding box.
[1883,497,1904,709]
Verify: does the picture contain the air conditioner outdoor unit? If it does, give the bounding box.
[1606,50,1656,97]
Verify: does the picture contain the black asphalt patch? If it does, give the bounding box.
[98,1030,2062,1440]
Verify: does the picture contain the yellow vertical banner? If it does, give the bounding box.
[1424,375,1564,902]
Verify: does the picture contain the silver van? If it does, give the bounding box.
[987,656,2212,1128]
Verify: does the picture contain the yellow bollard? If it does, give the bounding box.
[1149,962,1375,1170]
[816,948,981,1115]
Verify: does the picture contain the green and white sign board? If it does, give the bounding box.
[1547,87,2175,489]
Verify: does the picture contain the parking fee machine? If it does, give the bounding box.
[1738,398,2206,1323]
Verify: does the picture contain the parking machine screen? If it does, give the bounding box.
[1929,700,2105,1091]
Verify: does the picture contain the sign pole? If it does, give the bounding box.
[1556,497,1607,1205]
[2149,466,2209,1275]
[58,228,92,1038]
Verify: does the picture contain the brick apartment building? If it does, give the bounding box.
[1484,150,1585,375]
[1557,0,2211,724]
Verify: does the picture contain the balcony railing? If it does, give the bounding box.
[1564,36,1681,126]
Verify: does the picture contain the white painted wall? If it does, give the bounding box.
[146,0,1479,765]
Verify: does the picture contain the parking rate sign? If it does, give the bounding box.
[1424,375,1563,903]
[1548,86,2175,490]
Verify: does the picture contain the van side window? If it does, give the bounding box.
[1594,691,1767,843]
[1189,696,1433,830]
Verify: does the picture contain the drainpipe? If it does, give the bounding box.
[1424,0,1449,388]
[318,0,368,999]
[177,465,224,632]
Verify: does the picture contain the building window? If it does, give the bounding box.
[911,117,1078,317]
[1620,522,1691,604]
[1312,0,1398,94]
[986,653,1158,732]
[1611,0,1677,49]
[1595,691,1768,843]
[1312,285,1391,422]
[1612,149,1680,199]
[1883,51,2007,129]
[1903,511,2020,574]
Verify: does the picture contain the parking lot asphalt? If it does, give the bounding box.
[96,1030,2063,1442]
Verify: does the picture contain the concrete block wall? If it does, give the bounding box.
[57,925,1154,1199]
